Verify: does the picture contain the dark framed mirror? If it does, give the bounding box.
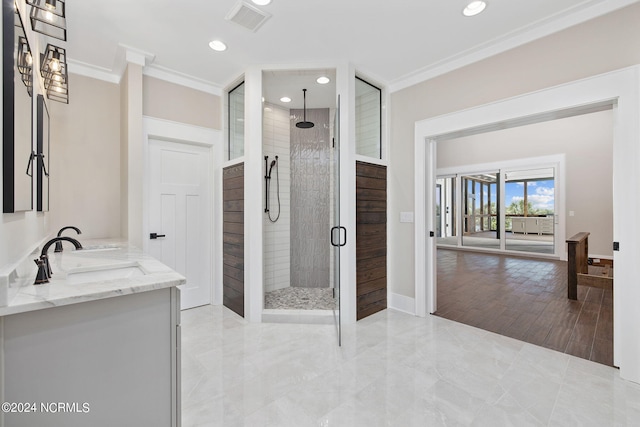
[36,94,49,211]
[3,0,34,213]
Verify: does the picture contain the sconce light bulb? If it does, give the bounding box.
[25,52,33,66]
[54,74,61,82]
[55,86,63,93]
[45,11,54,21]
[50,58,60,72]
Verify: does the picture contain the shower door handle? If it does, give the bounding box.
[330,226,347,247]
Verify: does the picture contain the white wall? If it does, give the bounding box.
[143,76,221,130]
[437,109,614,257]
[389,2,640,298]
[49,74,121,239]
[262,104,290,293]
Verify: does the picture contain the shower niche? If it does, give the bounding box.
[261,69,338,313]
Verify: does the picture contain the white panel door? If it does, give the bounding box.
[149,139,212,310]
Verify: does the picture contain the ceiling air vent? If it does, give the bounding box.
[225,1,271,32]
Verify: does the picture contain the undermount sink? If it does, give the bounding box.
[64,263,146,284]
[77,245,120,253]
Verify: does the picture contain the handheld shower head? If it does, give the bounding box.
[268,159,277,177]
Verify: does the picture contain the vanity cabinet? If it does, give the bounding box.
[0,287,181,427]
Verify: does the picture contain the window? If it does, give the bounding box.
[355,77,381,159]
[228,82,245,160]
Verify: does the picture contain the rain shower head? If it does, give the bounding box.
[296,88,315,129]
[296,121,314,129]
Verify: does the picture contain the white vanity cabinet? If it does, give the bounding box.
[0,242,184,427]
[1,287,181,427]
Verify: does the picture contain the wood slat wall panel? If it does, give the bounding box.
[357,232,387,248]
[356,212,386,224]
[223,211,243,223]
[223,176,244,190]
[357,265,386,284]
[356,161,387,321]
[223,165,245,179]
[223,200,244,212]
[223,264,243,282]
[223,232,243,245]
[357,300,387,321]
[356,200,387,212]
[223,188,244,201]
[356,223,386,236]
[223,242,244,258]
[356,176,387,190]
[223,164,244,317]
[356,246,386,261]
[356,188,386,201]
[356,164,387,179]
[223,222,244,236]
[357,277,386,297]
[223,275,244,294]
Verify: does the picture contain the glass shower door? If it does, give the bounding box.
[330,95,343,346]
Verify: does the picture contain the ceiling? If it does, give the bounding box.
[64,0,637,95]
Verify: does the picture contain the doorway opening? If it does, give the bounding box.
[413,68,640,376]
[432,109,613,365]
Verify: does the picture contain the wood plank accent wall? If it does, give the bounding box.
[356,161,387,320]
[223,163,244,317]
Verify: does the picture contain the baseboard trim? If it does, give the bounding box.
[388,293,416,315]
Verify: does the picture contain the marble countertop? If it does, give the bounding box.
[0,239,186,317]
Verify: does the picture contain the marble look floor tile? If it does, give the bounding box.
[180,305,640,426]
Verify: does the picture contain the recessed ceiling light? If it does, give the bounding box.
[208,40,227,52]
[316,76,330,85]
[280,97,291,103]
[463,1,486,16]
[252,0,271,5]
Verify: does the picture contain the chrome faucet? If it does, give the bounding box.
[34,236,83,285]
[54,226,82,252]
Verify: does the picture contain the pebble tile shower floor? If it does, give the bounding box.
[264,287,336,310]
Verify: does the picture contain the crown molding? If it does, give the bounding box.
[66,59,222,96]
[67,59,121,84]
[389,0,640,93]
[143,65,223,96]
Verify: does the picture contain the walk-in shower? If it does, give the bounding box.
[262,69,337,313]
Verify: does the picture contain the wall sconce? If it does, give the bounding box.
[27,0,66,41]
[17,36,33,96]
[40,44,68,103]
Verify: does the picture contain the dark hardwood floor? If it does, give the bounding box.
[434,249,614,366]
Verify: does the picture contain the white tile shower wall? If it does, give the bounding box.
[290,108,331,288]
[263,104,291,293]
